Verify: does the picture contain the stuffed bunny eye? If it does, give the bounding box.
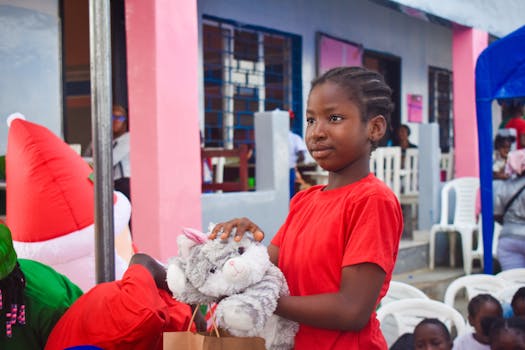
[209,266,217,274]
[237,246,245,255]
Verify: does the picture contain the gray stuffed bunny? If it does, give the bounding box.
[166,226,298,350]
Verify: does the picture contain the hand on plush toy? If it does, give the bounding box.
[167,226,298,350]
[209,217,265,242]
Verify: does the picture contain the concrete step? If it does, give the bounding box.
[394,239,428,274]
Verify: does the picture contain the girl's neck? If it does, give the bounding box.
[324,157,370,190]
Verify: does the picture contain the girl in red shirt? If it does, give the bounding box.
[210,66,403,349]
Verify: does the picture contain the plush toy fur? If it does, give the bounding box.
[167,227,298,350]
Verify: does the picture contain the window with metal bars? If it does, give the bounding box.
[202,16,302,149]
[428,66,453,153]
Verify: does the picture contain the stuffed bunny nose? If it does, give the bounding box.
[223,258,248,282]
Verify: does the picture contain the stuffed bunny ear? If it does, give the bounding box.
[182,227,208,244]
[177,227,207,259]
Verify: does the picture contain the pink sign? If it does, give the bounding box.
[407,94,423,123]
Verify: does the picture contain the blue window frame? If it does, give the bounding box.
[202,15,303,148]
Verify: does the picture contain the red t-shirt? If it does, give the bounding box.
[45,264,194,350]
[505,117,525,149]
[271,173,403,350]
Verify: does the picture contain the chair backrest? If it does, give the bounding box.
[377,298,467,342]
[496,284,522,305]
[201,145,249,192]
[370,147,401,198]
[438,177,479,226]
[381,281,429,306]
[496,268,525,285]
[401,148,419,196]
[443,274,509,307]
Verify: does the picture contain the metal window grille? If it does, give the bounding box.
[202,18,301,148]
[429,67,454,153]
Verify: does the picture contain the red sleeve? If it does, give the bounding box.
[46,264,174,350]
[342,194,403,274]
[158,289,196,332]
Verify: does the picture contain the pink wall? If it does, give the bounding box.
[452,26,488,178]
[125,0,202,260]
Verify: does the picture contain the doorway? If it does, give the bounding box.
[60,0,128,154]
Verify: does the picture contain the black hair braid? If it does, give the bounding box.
[468,293,502,318]
[0,263,26,338]
[311,66,394,151]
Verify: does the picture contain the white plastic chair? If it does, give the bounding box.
[381,281,429,306]
[377,298,467,347]
[443,274,509,308]
[496,268,525,285]
[370,147,401,198]
[429,177,481,274]
[495,284,522,305]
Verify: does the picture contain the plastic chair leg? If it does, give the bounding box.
[449,231,457,267]
[460,228,475,275]
[429,226,438,270]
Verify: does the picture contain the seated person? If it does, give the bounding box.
[413,318,453,350]
[0,224,83,350]
[511,287,525,318]
[488,317,525,349]
[45,253,198,350]
[453,294,503,349]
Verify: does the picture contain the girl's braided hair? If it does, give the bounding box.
[311,66,394,150]
[0,263,26,337]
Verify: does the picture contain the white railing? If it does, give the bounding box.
[302,147,420,203]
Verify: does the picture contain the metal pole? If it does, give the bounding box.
[89,0,115,283]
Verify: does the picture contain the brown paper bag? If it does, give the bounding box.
[163,331,266,350]
[163,305,266,350]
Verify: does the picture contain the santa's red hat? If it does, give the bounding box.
[5,114,131,290]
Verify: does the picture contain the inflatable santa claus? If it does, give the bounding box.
[5,114,134,291]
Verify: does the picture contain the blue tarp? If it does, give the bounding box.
[475,25,525,273]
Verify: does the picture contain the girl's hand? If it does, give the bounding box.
[209,217,265,242]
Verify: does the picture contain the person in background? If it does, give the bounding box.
[45,253,198,350]
[83,105,131,201]
[210,66,403,349]
[392,124,417,168]
[494,149,525,271]
[488,317,525,350]
[0,223,83,350]
[389,333,414,350]
[111,105,131,201]
[288,110,308,198]
[511,287,525,318]
[453,294,503,349]
[493,134,515,180]
[501,99,525,149]
[413,318,453,350]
